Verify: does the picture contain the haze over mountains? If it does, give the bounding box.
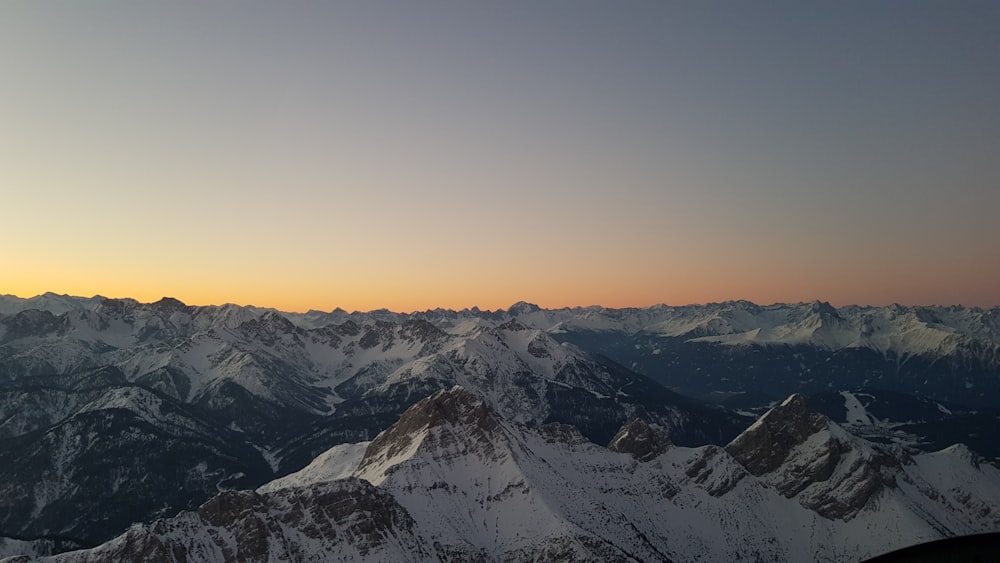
[1,293,998,561]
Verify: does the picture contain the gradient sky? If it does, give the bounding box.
[2,1,998,312]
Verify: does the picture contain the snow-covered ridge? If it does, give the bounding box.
[28,388,1000,563]
[3,294,996,432]
[5,294,997,358]
[0,296,741,438]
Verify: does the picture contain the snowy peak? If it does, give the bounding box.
[607,418,671,462]
[726,394,900,520]
[507,301,541,315]
[95,297,139,317]
[377,386,497,437]
[149,296,188,313]
[0,293,104,316]
[236,310,300,341]
[726,394,828,476]
[356,386,501,476]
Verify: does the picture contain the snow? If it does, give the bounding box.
[6,297,1000,561]
[18,383,1000,563]
[0,537,60,559]
[258,441,370,493]
[840,391,875,426]
[561,301,998,358]
[3,298,998,422]
[780,393,802,407]
[240,388,1000,562]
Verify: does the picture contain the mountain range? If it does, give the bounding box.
[1,293,998,560]
[8,387,1000,562]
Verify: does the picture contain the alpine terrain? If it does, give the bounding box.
[0,294,998,561]
[10,387,1000,562]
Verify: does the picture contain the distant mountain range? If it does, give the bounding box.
[0,293,997,560]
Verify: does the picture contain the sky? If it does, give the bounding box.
[2,1,998,312]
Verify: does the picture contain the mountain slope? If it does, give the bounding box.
[2,294,997,553]
[545,301,1000,407]
[26,388,1000,563]
[0,380,270,543]
[0,297,747,547]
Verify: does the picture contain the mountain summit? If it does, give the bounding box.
[726,394,902,520]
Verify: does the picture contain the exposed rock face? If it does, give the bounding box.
[608,419,671,462]
[726,394,900,520]
[356,386,500,475]
[683,445,746,497]
[539,422,590,446]
[39,479,427,563]
[149,297,188,314]
[725,394,827,475]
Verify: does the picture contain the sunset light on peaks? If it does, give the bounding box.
[2,1,999,312]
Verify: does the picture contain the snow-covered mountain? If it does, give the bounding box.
[2,293,998,554]
[0,295,744,545]
[8,295,998,357]
[538,301,1000,407]
[0,297,745,446]
[0,293,105,317]
[6,294,999,407]
[22,387,1000,563]
[0,370,272,543]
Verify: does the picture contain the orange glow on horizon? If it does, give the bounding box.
[2,3,998,317]
[6,273,999,314]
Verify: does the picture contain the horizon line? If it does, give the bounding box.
[3,292,998,315]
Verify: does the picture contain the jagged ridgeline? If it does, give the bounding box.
[0,295,743,546]
[14,387,1000,562]
[0,294,998,558]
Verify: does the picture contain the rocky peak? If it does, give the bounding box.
[400,386,497,431]
[608,419,671,462]
[724,300,761,314]
[809,300,838,316]
[150,296,188,313]
[508,301,541,316]
[399,318,448,342]
[357,387,501,472]
[97,297,137,317]
[358,320,397,350]
[1,309,64,342]
[238,311,299,342]
[725,394,828,475]
[335,319,361,336]
[726,394,902,521]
